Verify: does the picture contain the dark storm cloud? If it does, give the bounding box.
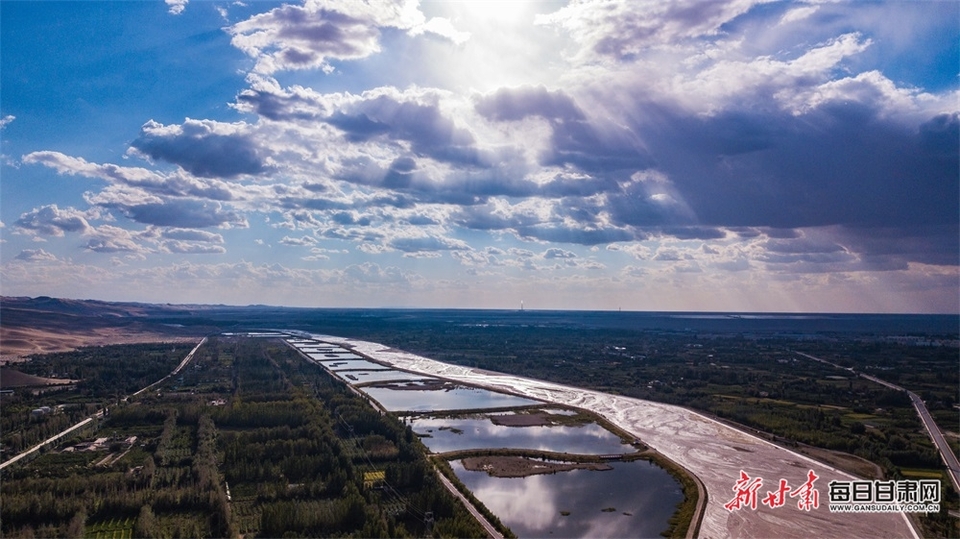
[388,235,467,253]
[14,249,57,262]
[452,197,638,245]
[451,204,541,232]
[334,154,538,206]
[160,228,224,243]
[539,173,616,198]
[119,200,246,229]
[516,224,636,245]
[476,85,651,173]
[131,120,267,179]
[643,106,959,231]
[544,116,651,173]
[538,0,764,62]
[326,94,486,166]
[475,86,585,122]
[659,227,727,240]
[280,196,351,212]
[837,225,960,268]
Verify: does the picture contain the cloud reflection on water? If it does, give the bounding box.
[451,460,682,538]
[410,416,633,454]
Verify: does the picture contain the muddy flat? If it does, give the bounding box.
[489,412,555,427]
[462,456,612,478]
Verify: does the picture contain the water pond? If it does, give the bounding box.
[450,459,682,538]
[362,382,540,412]
[409,415,634,455]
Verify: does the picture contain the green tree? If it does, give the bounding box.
[135,505,158,539]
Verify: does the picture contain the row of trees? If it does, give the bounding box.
[2,343,191,457]
[2,336,490,538]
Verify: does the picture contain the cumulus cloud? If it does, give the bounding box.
[476,85,650,174]
[84,225,150,254]
[226,0,457,74]
[14,205,94,237]
[234,75,330,122]
[326,87,486,166]
[475,86,584,123]
[130,119,267,178]
[161,241,227,254]
[536,0,770,62]
[14,248,57,262]
[543,247,577,259]
[120,200,247,229]
[0,115,14,129]
[343,261,409,284]
[23,151,238,200]
[388,233,469,253]
[165,0,188,15]
[5,0,956,310]
[280,235,318,246]
[160,228,225,243]
[638,107,959,241]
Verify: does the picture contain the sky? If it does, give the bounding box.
[1,0,958,313]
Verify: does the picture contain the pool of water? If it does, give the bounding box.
[361,383,540,412]
[450,459,683,538]
[410,415,634,455]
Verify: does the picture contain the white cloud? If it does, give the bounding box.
[165,0,188,15]
[411,17,470,45]
[14,205,95,237]
[161,240,227,254]
[280,235,318,246]
[227,0,439,75]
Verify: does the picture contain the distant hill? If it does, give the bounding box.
[0,296,207,361]
[0,367,74,388]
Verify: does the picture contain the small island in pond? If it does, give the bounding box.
[461,455,613,478]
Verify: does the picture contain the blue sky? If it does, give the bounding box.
[1,0,957,312]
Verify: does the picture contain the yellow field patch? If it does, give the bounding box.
[363,470,385,488]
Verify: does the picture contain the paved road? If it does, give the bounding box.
[0,417,95,471]
[907,390,960,492]
[2,338,205,471]
[796,351,960,492]
[133,337,207,397]
[434,463,503,539]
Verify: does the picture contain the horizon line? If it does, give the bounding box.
[2,295,958,317]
